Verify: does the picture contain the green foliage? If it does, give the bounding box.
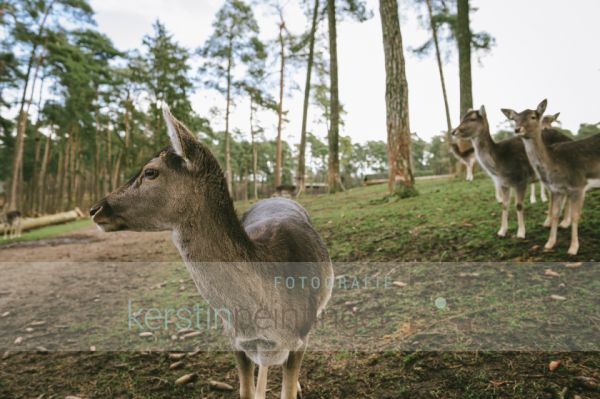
[577,122,600,139]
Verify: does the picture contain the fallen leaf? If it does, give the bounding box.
[175,373,197,385]
[574,376,599,391]
[139,332,153,338]
[392,281,407,288]
[565,262,582,269]
[550,295,567,301]
[209,380,234,391]
[14,337,23,345]
[549,360,561,371]
[169,352,186,360]
[90,346,96,352]
[1,311,10,318]
[169,361,185,370]
[544,269,560,277]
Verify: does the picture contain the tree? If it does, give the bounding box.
[577,123,600,139]
[379,0,415,193]
[200,0,260,194]
[326,0,342,193]
[142,21,195,150]
[7,0,93,211]
[297,0,320,195]
[456,0,472,117]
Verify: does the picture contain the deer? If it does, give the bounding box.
[2,207,22,239]
[501,99,600,255]
[449,142,476,182]
[452,105,535,239]
[90,106,333,399]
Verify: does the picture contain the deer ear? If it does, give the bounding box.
[163,105,197,166]
[536,99,547,115]
[553,112,560,121]
[479,105,487,117]
[501,108,517,120]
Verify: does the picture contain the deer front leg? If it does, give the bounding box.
[545,192,565,251]
[543,195,553,227]
[529,183,537,204]
[466,161,474,181]
[540,183,548,202]
[255,365,269,399]
[567,192,584,256]
[559,197,572,229]
[497,186,510,237]
[281,347,305,399]
[235,351,256,399]
[515,186,526,239]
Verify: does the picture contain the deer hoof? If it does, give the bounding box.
[567,246,579,256]
[559,220,571,229]
[543,218,551,228]
[543,243,555,252]
[497,230,507,238]
[517,231,526,239]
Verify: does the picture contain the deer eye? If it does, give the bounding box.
[530,115,537,120]
[144,169,159,180]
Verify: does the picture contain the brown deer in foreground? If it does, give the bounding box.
[90,107,333,399]
[502,99,600,255]
[452,106,536,239]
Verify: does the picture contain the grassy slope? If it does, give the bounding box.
[0,219,92,245]
[1,176,599,398]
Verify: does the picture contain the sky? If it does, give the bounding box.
[89,0,600,144]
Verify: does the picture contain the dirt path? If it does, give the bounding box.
[0,227,180,351]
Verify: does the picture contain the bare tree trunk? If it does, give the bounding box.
[275,20,286,188]
[379,0,415,192]
[297,0,319,196]
[37,134,51,214]
[7,1,54,211]
[456,0,474,172]
[250,98,258,201]
[224,37,234,194]
[425,0,455,174]
[327,0,342,193]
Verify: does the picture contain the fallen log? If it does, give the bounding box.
[0,208,84,233]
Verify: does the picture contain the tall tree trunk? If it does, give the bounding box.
[425,0,454,174]
[297,0,319,196]
[7,1,54,211]
[224,37,234,194]
[456,0,474,170]
[37,134,51,214]
[275,20,286,188]
[327,0,342,193]
[250,98,258,201]
[456,0,473,117]
[379,0,415,192]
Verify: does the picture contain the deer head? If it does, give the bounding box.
[541,112,560,129]
[501,99,547,139]
[451,105,489,139]
[90,106,228,232]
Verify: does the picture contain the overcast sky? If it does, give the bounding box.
[89,0,600,144]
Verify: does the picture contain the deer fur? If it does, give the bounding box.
[502,99,600,255]
[452,106,535,239]
[449,142,476,182]
[90,106,333,399]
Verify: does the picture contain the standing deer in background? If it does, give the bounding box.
[2,206,22,239]
[531,111,563,204]
[91,106,333,399]
[502,99,600,255]
[449,142,476,181]
[452,106,535,239]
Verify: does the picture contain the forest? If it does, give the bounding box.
[2,0,599,215]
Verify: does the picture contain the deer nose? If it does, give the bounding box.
[89,204,102,217]
[451,128,458,136]
[515,127,522,134]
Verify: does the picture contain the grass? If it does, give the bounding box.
[0,218,92,245]
[1,175,599,398]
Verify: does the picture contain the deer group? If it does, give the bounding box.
[91,107,332,399]
[453,99,598,255]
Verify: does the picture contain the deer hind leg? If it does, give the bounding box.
[515,185,526,239]
[530,183,537,204]
[559,197,572,229]
[235,351,256,399]
[545,192,565,251]
[255,365,269,399]
[497,186,510,237]
[281,347,306,399]
[543,195,553,227]
[567,191,585,256]
[540,183,548,202]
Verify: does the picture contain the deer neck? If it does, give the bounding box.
[172,189,257,264]
[521,128,553,182]
[471,123,498,172]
